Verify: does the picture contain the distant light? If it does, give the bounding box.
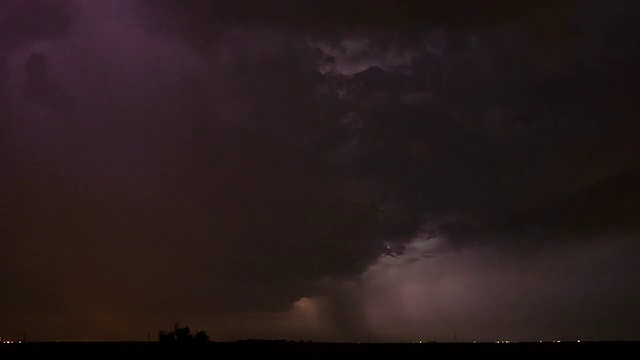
[419,340,422,344]
[577,340,581,343]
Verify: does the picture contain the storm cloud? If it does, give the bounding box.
[1,0,639,341]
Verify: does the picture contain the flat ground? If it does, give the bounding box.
[1,341,639,355]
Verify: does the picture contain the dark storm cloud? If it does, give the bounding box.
[2,0,385,339]
[1,0,77,303]
[142,0,574,43]
[0,0,76,51]
[140,0,640,337]
[1,0,76,116]
[143,0,640,243]
[1,0,639,341]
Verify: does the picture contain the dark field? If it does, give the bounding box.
[1,341,639,355]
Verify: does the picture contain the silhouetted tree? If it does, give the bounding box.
[158,330,175,343]
[194,330,210,343]
[174,323,193,342]
[158,322,210,344]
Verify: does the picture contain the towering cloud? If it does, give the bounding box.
[1,0,639,341]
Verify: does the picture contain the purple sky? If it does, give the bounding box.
[1,0,640,342]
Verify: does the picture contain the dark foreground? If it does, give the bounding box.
[1,341,639,355]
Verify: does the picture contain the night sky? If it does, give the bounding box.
[1,0,640,342]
